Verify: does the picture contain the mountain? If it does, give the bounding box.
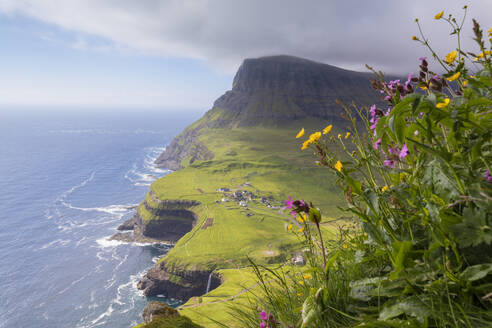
[155,55,381,170]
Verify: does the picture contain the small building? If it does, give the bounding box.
[217,187,230,192]
[221,198,230,202]
[293,254,305,266]
[239,201,248,207]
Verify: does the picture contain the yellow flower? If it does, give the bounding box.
[298,227,304,233]
[411,35,418,41]
[323,124,332,134]
[287,223,293,231]
[303,273,312,279]
[446,71,461,82]
[297,292,302,297]
[463,80,468,86]
[301,140,311,150]
[470,75,476,79]
[297,214,305,223]
[309,131,322,142]
[488,27,492,36]
[381,185,389,192]
[334,160,343,172]
[420,85,428,90]
[298,280,304,285]
[444,50,457,64]
[343,244,348,249]
[344,132,350,139]
[434,11,444,20]
[436,98,450,109]
[337,134,342,139]
[296,128,305,138]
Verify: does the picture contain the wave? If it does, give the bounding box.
[62,203,137,215]
[124,146,170,186]
[39,239,71,250]
[56,172,95,203]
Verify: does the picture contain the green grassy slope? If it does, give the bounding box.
[145,119,346,271]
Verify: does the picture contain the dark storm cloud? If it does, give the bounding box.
[1,0,491,74]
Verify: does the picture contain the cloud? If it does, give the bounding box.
[0,0,491,74]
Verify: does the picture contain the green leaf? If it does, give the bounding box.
[390,241,413,280]
[461,263,492,282]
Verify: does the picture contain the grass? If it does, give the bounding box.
[144,120,347,271]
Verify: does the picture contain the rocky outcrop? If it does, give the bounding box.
[111,194,200,243]
[138,301,203,327]
[138,261,221,300]
[117,216,136,231]
[155,55,382,168]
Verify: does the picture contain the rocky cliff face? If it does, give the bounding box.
[155,55,381,169]
[138,261,221,300]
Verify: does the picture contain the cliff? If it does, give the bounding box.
[154,55,381,170]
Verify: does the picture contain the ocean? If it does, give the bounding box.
[0,109,200,327]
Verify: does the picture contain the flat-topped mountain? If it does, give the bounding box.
[212,55,378,125]
[155,55,380,169]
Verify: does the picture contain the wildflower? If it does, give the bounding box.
[381,185,389,192]
[373,138,382,150]
[345,132,350,139]
[489,27,492,36]
[298,227,304,233]
[445,50,457,64]
[285,196,293,209]
[334,160,343,172]
[287,224,293,231]
[414,130,419,136]
[303,273,312,279]
[434,11,444,20]
[298,281,304,285]
[296,128,305,138]
[486,170,492,183]
[343,244,348,249]
[260,311,268,321]
[463,80,468,86]
[399,144,409,160]
[323,124,332,134]
[436,98,450,108]
[297,292,302,297]
[388,146,399,156]
[301,140,311,150]
[297,214,305,223]
[309,131,322,142]
[412,35,418,40]
[420,85,428,90]
[260,322,266,328]
[470,75,476,79]
[446,71,461,81]
[384,159,396,168]
[337,134,342,139]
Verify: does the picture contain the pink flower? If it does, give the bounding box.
[384,159,396,168]
[285,196,293,210]
[388,146,399,156]
[373,138,382,150]
[260,311,268,321]
[260,322,266,328]
[399,144,409,160]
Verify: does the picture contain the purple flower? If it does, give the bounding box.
[260,311,268,321]
[259,322,266,328]
[486,170,492,183]
[388,146,399,156]
[384,159,396,168]
[419,56,427,61]
[373,138,382,150]
[399,144,409,160]
[414,130,419,136]
[285,196,293,210]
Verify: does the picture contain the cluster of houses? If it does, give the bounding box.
[216,185,281,210]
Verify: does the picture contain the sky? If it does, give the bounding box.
[0,0,491,111]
